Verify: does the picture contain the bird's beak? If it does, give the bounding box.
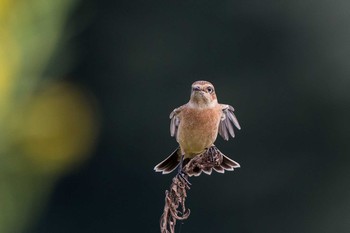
[192,86,205,95]
[193,89,205,95]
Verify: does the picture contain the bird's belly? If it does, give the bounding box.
[179,131,215,156]
[177,108,220,158]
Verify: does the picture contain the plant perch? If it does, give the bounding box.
[160,146,239,233]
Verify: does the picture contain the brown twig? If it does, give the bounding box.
[160,146,225,233]
[160,174,191,233]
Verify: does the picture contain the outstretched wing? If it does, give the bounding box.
[219,104,241,140]
[169,105,184,139]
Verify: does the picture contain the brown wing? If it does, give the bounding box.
[219,104,241,140]
[169,105,184,140]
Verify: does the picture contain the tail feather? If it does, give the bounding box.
[187,146,240,177]
[154,146,240,176]
[213,165,225,173]
[202,167,213,175]
[154,147,181,174]
[221,153,240,170]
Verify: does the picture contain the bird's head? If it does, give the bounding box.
[189,80,218,108]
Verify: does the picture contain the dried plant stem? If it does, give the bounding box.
[160,175,191,233]
[160,146,225,233]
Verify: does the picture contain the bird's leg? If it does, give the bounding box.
[177,154,191,186]
[177,154,184,173]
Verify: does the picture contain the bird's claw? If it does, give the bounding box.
[177,171,192,186]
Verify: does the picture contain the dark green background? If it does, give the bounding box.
[30,0,350,232]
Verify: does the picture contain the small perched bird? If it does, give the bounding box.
[154,80,241,176]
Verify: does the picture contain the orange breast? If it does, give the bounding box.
[177,106,222,158]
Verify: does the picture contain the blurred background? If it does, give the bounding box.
[1,0,349,233]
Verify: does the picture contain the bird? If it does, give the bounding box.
[154,80,241,176]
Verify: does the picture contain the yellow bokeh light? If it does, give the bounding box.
[22,82,99,174]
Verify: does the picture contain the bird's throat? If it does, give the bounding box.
[189,97,217,109]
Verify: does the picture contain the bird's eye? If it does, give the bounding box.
[207,87,214,93]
